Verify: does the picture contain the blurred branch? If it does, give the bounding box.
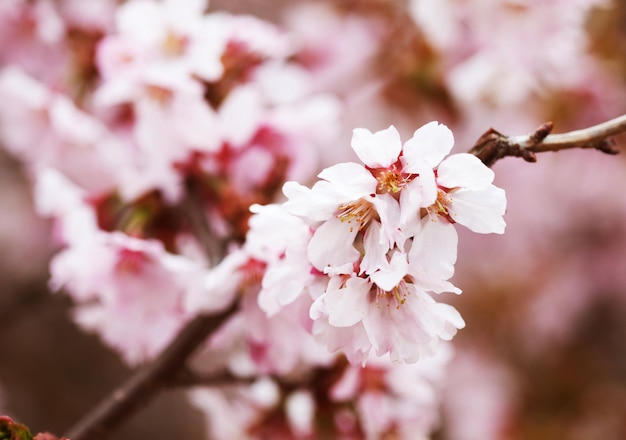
[183,178,225,267]
[470,114,626,167]
[64,302,237,440]
[169,368,254,388]
[65,171,240,440]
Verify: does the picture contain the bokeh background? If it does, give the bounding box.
[2,0,626,438]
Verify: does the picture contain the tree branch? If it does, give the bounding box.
[169,368,254,388]
[64,302,237,440]
[183,178,225,267]
[469,114,625,167]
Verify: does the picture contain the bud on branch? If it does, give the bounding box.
[470,114,626,167]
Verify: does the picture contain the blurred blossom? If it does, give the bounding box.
[330,346,453,439]
[34,169,204,365]
[409,0,608,106]
[441,348,517,440]
[188,378,281,440]
[188,346,453,439]
[284,2,384,96]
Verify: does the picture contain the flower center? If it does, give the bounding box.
[428,188,455,223]
[145,84,173,105]
[162,31,188,56]
[336,198,378,233]
[374,166,410,194]
[375,281,410,309]
[115,248,149,274]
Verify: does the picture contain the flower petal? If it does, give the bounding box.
[308,216,360,272]
[351,125,402,168]
[402,121,454,172]
[369,251,409,291]
[282,181,338,221]
[325,276,370,327]
[437,153,494,190]
[409,219,461,293]
[317,162,378,198]
[448,186,507,234]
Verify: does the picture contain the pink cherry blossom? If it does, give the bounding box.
[0,0,68,86]
[311,275,464,364]
[275,121,504,364]
[188,378,280,440]
[34,168,203,365]
[330,346,453,439]
[0,67,118,194]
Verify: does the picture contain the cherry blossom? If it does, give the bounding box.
[330,346,453,439]
[34,168,204,365]
[263,121,505,363]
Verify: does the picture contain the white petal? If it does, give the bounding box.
[317,162,377,198]
[408,219,461,293]
[117,0,164,45]
[399,173,436,227]
[307,217,360,272]
[448,186,507,234]
[326,276,370,327]
[351,126,402,168]
[282,181,337,221]
[369,193,401,247]
[219,85,262,147]
[402,121,454,172]
[369,251,409,291]
[437,153,494,190]
[360,221,389,275]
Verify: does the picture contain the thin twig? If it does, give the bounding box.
[64,302,237,440]
[470,114,625,167]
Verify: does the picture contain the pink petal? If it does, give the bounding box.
[448,186,507,234]
[351,125,402,168]
[402,121,454,172]
[326,276,371,327]
[369,251,409,291]
[437,153,494,190]
[318,162,378,198]
[307,217,360,272]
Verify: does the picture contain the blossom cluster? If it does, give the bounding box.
[203,122,507,368]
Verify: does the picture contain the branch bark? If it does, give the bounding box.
[64,302,237,440]
[470,114,625,166]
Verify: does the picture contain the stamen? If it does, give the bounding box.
[428,188,456,223]
[374,281,410,309]
[145,84,173,105]
[336,198,378,232]
[375,167,410,194]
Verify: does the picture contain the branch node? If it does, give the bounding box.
[595,138,620,155]
[529,121,553,144]
[520,149,537,163]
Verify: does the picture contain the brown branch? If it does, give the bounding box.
[183,178,225,267]
[169,368,255,388]
[470,114,625,167]
[64,302,237,440]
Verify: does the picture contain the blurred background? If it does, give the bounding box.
[2,0,626,438]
